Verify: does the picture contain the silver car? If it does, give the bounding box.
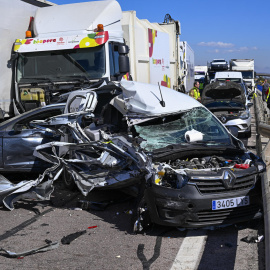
[202,81,252,137]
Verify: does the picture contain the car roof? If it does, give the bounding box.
[0,103,66,128]
[111,81,203,117]
[215,71,243,79]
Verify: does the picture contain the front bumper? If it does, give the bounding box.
[144,176,262,228]
[224,117,252,134]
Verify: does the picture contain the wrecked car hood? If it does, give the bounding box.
[201,81,246,105]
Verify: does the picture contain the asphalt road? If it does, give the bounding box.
[0,178,265,270]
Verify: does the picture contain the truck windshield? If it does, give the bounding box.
[241,71,253,79]
[17,45,106,82]
[134,107,231,151]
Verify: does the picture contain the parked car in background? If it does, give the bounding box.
[214,71,243,84]
[201,81,252,137]
[210,59,228,71]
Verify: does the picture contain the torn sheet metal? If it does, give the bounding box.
[0,242,59,258]
[0,145,63,210]
[33,135,152,196]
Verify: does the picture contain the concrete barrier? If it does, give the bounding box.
[254,91,270,270]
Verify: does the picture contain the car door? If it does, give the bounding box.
[2,107,64,172]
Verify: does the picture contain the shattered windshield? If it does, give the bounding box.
[17,45,106,82]
[241,71,253,79]
[134,107,231,151]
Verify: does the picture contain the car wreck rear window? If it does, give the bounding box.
[134,107,231,151]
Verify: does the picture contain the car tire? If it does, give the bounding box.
[133,196,152,233]
[245,127,252,138]
[62,167,77,191]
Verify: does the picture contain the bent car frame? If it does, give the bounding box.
[0,81,265,231]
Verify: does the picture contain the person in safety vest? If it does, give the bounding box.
[189,81,201,102]
[265,87,270,109]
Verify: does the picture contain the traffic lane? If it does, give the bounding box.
[0,182,185,270]
[197,219,264,270]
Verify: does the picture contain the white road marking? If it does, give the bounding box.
[170,229,207,270]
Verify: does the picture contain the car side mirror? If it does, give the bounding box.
[227,126,238,138]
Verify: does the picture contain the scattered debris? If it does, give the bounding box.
[68,207,82,211]
[61,230,87,245]
[88,226,97,229]
[0,241,59,258]
[45,239,52,244]
[256,235,264,243]
[78,200,112,211]
[224,242,233,248]
[240,234,264,243]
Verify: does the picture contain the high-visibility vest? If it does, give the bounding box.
[189,87,200,100]
[266,87,270,102]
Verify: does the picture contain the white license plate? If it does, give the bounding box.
[212,196,249,210]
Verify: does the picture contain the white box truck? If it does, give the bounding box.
[229,59,255,90]
[179,41,194,92]
[5,0,193,117]
[10,0,130,116]
[122,11,194,93]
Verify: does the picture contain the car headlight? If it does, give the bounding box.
[239,111,250,119]
[176,174,189,188]
[154,170,189,189]
[256,162,266,173]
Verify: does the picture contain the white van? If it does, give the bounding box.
[214,71,243,84]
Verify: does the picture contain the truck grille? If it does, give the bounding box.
[186,204,261,225]
[190,175,256,194]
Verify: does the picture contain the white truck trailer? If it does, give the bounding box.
[229,59,255,90]
[121,11,194,93]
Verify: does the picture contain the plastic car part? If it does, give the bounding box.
[0,241,59,258]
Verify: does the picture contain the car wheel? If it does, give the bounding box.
[62,167,77,191]
[133,196,152,233]
[245,127,252,138]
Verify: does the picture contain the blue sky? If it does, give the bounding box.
[52,0,270,73]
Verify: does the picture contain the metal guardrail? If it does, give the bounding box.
[254,91,270,270]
